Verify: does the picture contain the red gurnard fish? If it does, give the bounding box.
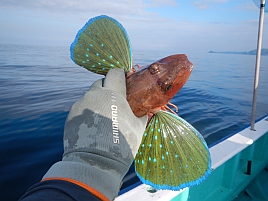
[70,15,211,191]
[126,54,193,117]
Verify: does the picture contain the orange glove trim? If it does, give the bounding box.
[42,177,109,201]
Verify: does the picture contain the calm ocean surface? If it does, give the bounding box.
[0,44,267,200]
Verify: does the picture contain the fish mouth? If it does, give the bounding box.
[146,54,193,96]
[156,54,194,74]
[189,63,194,71]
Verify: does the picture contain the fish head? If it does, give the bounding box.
[126,54,193,117]
[148,54,193,101]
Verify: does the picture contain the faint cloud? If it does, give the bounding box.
[244,19,259,25]
[0,0,179,17]
[192,2,209,10]
[208,21,229,24]
[147,0,179,7]
[236,2,259,12]
[192,0,228,10]
[206,0,228,2]
[0,0,148,16]
[0,0,180,24]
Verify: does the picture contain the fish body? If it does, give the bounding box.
[126,54,193,117]
[70,15,211,191]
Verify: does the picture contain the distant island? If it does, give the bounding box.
[208,48,268,56]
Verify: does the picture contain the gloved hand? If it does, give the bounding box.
[43,68,148,201]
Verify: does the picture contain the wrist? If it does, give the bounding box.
[43,153,128,201]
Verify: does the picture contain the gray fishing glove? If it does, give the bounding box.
[43,68,147,201]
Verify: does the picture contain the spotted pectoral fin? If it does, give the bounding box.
[70,15,132,75]
[134,111,211,190]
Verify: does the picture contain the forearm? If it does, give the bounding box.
[19,179,102,201]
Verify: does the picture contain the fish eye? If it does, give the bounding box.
[165,84,172,91]
[151,64,159,70]
[149,63,160,74]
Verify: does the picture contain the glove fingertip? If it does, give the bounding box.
[90,79,104,90]
[104,69,126,96]
[139,115,148,128]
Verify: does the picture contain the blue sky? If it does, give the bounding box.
[0,0,267,52]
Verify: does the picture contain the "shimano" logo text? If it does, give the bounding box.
[111,92,119,144]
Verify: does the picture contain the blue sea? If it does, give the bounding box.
[0,44,267,200]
